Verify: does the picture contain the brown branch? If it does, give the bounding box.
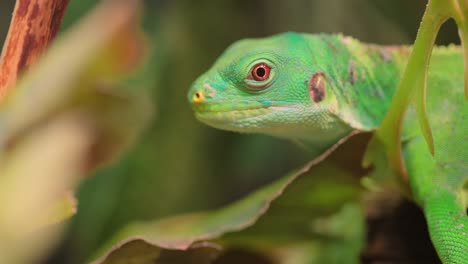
[0,0,69,99]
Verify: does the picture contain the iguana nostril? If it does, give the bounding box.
[192,90,205,104]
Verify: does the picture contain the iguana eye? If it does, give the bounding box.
[249,63,271,81]
[244,61,275,90]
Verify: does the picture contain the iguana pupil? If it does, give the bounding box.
[251,63,270,81]
[256,67,265,77]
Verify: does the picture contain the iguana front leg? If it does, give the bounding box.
[404,136,468,264]
[402,63,468,262]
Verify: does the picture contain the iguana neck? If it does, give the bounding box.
[302,36,463,153]
[303,34,411,131]
[328,37,461,132]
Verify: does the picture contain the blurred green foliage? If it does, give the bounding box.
[0,0,461,263]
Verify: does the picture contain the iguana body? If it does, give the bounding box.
[188,33,468,263]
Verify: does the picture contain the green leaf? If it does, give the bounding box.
[0,113,96,264]
[92,132,370,264]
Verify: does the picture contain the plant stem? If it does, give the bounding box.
[0,0,69,99]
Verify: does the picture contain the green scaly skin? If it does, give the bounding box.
[188,33,468,263]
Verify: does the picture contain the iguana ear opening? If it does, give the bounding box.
[309,72,326,103]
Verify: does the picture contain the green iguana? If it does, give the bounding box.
[188,33,468,263]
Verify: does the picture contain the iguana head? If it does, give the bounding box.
[188,32,399,151]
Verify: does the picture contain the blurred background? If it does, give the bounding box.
[0,0,460,263]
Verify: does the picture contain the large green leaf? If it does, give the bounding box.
[93,132,370,264]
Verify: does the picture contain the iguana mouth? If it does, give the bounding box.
[192,99,294,122]
[193,103,300,134]
[191,99,299,133]
[194,106,273,123]
[192,100,284,113]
